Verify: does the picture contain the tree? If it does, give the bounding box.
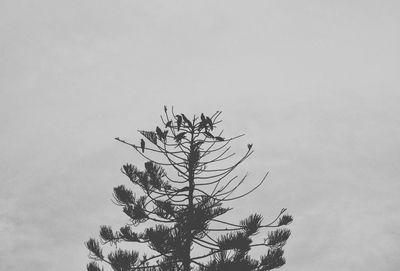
[85,107,293,271]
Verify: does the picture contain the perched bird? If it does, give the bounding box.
[206,117,213,130]
[174,132,186,142]
[177,115,182,131]
[162,130,168,140]
[201,113,206,122]
[156,126,163,140]
[198,113,207,130]
[141,139,145,153]
[181,114,192,127]
[215,136,224,141]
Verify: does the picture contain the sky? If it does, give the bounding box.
[1,0,400,270]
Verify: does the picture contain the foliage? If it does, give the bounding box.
[85,107,293,271]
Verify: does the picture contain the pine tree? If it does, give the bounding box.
[85,107,293,271]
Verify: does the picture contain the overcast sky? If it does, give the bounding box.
[1,1,400,270]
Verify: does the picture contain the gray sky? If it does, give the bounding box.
[1,0,399,270]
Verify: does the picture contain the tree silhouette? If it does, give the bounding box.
[85,107,293,271]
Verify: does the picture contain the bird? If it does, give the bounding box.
[162,130,168,140]
[199,113,208,130]
[201,113,206,122]
[206,117,213,130]
[181,114,192,127]
[177,115,182,131]
[156,126,163,140]
[174,132,186,142]
[140,139,145,153]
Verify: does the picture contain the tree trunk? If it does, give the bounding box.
[182,130,196,271]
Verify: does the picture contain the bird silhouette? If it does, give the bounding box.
[156,126,163,140]
[174,132,186,142]
[140,139,145,153]
[201,113,206,122]
[199,114,207,130]
[181,114,192,127]
[177,115,182,131]
[206,117,213,130]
